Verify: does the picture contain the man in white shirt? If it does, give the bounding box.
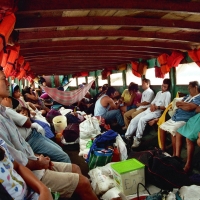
[125,78,171,148]
[123,78,154,129]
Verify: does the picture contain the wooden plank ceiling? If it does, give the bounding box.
[15,0,200,75]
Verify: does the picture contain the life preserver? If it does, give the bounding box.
[101,69,111,80]
[188,48,200,67]
[17,62,31,80]
[167,50,184,68]
[131,61,141,77]
[0,13,16,52]
[117,63,127,71]
[157,53,170,74]
[2,44,20,77]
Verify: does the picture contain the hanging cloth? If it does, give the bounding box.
[41,80,95,106]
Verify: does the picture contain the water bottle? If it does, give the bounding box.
[111,143,120,162]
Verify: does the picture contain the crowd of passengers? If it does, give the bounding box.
[1,65,200,199]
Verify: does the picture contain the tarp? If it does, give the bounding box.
[41,80,94,106]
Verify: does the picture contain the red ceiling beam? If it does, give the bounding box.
[19,40,193,51]
[24,51,159,58]
[19,29,200,43]
[15,16,200,31]
[17,0,200,14]
[20,46,170,55]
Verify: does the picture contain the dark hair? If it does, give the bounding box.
[0,66,3,71]
[106,86,116,96]
[189,81,200,92]
[102,84,109,91]
[142,78,151,85]
[12,84,20,93]
[0,147,5,161]
[22,86,31,96]
[16,106,31,118]
[128,83,139,92]
[163,78,171,91]
[38,77,46,84]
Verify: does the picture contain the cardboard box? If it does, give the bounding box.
[111,159,145,196]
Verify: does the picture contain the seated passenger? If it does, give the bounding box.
[1,97,71,163]
[159,81,200,155]
[86,84,109,115]
[22,86,49,114]
[77,83,92,111]
[0,68,98,200]
[17,106,55,139]
[197,132,200,147]
[120,83,142,116]
[120,82,135,105]
[0,138,52,200]
[125,78,171,148]
[94,86,125,128]
[123,78,154,129]
[12,83,49,124]
[175,106,200,172]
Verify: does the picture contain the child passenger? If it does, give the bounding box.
[0,138,52,200]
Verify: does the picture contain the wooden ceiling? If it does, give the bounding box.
[14,0,200,75]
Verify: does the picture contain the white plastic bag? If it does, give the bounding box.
[79,115,101,139]
[89,167,115,195]
[115,135,128,161]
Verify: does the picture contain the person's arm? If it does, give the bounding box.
[107,97,120,110]
[13,161,53,200]
[25,93,39,101]
[176,101,198,111]
[5,108,32,128]
[195,106,200,113]
[136,101,150,107]
[26,154,53,170]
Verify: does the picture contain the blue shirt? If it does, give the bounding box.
[172,94,200,122]
[31,119,54,139]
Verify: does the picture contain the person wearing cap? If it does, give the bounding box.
[0,68,98,199]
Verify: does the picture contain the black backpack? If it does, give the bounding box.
[129,149,190,190]
[63,123,79,144]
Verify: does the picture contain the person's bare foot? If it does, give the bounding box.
[183,165,191,173]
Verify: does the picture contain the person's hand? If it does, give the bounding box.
[197,132,200,147]
[195,106,200,113]
[37,155,51,170]
[38,186,53,200]
[30,111,36,117]
[150,104,156,112]
[136,102,140,107]
[176,101,182,108]
[48,157,54,170]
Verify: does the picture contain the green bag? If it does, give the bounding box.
[88,148,113,170]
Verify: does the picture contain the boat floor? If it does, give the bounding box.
[59,124,200,199]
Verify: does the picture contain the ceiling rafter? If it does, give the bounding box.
[18,0,200,14]
[19,29,200,43]
[16,16,200,31]
[14,0,200,75]
[19,40,194,51]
